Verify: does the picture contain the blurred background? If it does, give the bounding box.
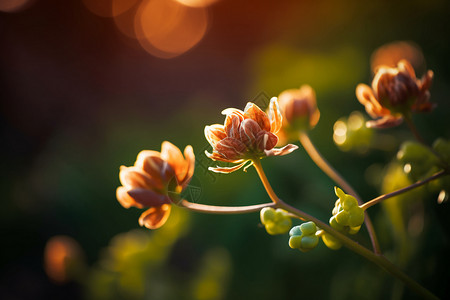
[1,0,450,299]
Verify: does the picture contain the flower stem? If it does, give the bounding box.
[404,114,426,144]
[298,131,381,254]
[253,160,439,300]
[361,170,448,210]
[179,200,275,214]
[252,158,281,204]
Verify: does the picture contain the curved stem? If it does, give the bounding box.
[252,158,280,204]
[179,200,275,214]
[361,170,448,210]
[253,160,439,300]
[404,114,426,144]
[298,131,381,254]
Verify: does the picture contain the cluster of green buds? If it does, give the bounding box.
[330,187,365,234]
[321,188,365,250]
[288,222,319,252]
[260,207,292,235]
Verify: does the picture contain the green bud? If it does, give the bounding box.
[342,196,358,210]
[321,233,342,250]
[348,225,362,235]
[301,235,319,250]
[260,207,275,224]
[278,218,293,233]
[265,223,279,235]
[329,215,345,231]
[289,225,303,237]
[299,221,317,236]
[335,187,346,199]
[289,235,303,249]
[348,207,365,227]
[335,210,350,226]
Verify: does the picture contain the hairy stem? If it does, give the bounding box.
[298,131,381,254]
[253,160,439,300]
[361,170,448,210]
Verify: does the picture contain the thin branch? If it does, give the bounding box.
[361,170,448,210]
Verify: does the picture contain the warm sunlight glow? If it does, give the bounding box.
[82,0,139,17]
[0,0,32,12]
[134,0,209,59]
[174,0,219,8]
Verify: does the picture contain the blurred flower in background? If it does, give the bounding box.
[44,235,86,284]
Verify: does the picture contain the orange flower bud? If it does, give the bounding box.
[116,141,195,229]
[275,85,320,144]
[356,59,434,128]
[205,97,298,173]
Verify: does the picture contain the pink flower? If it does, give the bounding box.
[356,59,434,128]
[205,98,298,173]
[116,141,195,229]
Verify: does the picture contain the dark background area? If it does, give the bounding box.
[1,0,450,299]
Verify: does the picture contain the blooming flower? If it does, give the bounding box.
[116,141,195,229]
[205,97,298,173]
[356,59,434,128]
[276,85,320,144]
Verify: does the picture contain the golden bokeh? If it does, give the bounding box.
[174,0,219,8]
[135,0,209,58]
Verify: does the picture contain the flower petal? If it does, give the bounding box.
[127,188,170,207]
[205,150,244,163]
[221,108,244,118]
[264,144,298,157]
[138,155,175,185]
[268,97,283,133]
[138,204,171,229]
[256,131,278,151]
[135,150,161,166]
[119,166,162,190]
[208,161,249,173]
[204,124,226,147]
[116,186,144,209]
[178,145,195,189]
[214,137,247,160]
[239,118,261,147]
[244,102,271,131]
[398,59,416,79]
[161,141,186,179]
[224,113,242,138]
[356,84,387,118]
[366,116,403,129]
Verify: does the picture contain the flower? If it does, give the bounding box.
[356,59,434,128]
[276,85,320,144]
[116,141,195,229]
[205,97,298,173]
